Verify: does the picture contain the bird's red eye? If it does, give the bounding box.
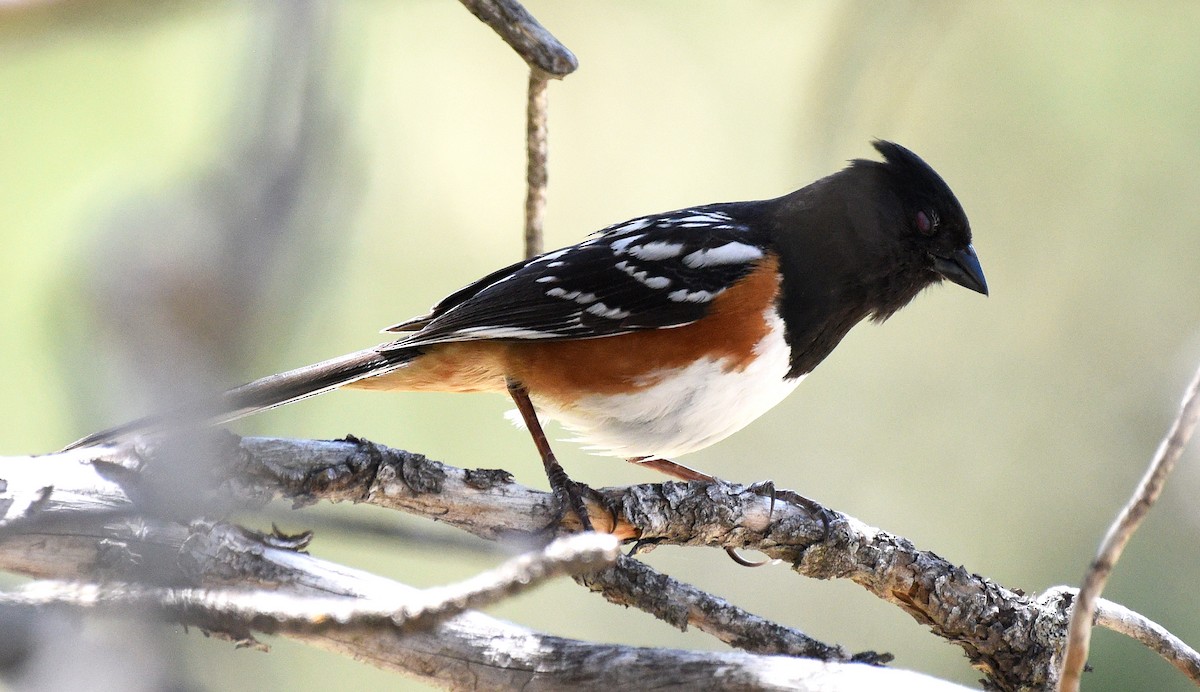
[916,210,935,235]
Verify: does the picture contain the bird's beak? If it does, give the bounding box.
[931,245,988,296]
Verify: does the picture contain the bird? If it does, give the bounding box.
[66,140,987,532]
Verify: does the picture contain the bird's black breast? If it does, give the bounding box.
[765,176,928,379]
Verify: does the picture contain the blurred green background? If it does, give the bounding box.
[3,1,1200,690]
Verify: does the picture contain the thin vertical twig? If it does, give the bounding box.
[1059,360,1200,691]
[523,68,550,258]
[456,0,571,259]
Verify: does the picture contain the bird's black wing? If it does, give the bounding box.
[383,203,772,350]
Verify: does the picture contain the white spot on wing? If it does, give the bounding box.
[683,242,764,268]
[535,276,558,283]
[668,288,720,303]
[628,241,684,260]
[617,261,673,289]
[585,302,630,319]
[613,217,653,234]
[546,287,597,304]
[609,234,644,254]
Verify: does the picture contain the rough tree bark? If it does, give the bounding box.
[1,431,1196,690]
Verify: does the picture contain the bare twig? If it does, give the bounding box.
[1040,585,1200,685]
[0,434,1058,689]
[1060,361,1200,691]
[6,434,1199,689]
[390,532,616,627]
[577,554,887,663]
[0,515,965,691]
[0,582,973,692]
[9,533,617,636]
[457,0,578,76]
[1095,594,1200,684]
[0,436,1063,687]
[524,68,550,258]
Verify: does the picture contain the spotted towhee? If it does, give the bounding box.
[67,140,987,531]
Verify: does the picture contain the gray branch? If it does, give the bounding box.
[3,434,1196,689]
[0,568,972,691]
[0,463,966,691]
[457,0,578,76]
[1042,586,1200,685]
[1060,360,1200,690]
[576,553,889,664]
[5,533,618,637]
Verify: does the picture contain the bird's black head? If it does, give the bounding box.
[860,140,988,306]
[752,140,988,378]
[762,141,987,376]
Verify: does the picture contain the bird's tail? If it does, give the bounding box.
[63,346,415,450]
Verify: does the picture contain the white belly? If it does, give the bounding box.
[538,311,802,459]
